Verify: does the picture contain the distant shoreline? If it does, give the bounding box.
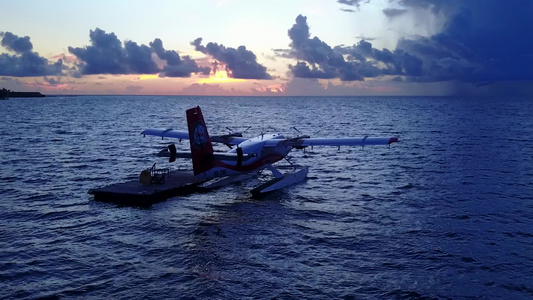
[9,92,46,98]
[1,89,45,99]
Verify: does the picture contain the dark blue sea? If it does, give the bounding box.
[0,96,532,299]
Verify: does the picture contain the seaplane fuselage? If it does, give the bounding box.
[202,134,291,178]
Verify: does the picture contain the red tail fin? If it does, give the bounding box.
[187,106,214,175]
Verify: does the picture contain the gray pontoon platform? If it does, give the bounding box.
[89,170,206,206]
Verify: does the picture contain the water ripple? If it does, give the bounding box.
[0,96,531,299]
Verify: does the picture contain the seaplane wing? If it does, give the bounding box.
[141,128,247,146]
[141,128,189,140]
[283,137,399,147]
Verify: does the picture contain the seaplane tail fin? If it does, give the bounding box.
[186,106,214,175]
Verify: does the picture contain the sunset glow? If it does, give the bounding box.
[138,74,159,80]
[197,70,246,84]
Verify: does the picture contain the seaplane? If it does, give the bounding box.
[141,106,398,196]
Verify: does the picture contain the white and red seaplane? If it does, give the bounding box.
[142,106,398,196]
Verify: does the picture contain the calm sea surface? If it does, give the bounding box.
[0,96,532,299]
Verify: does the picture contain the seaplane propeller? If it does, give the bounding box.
[213,126,251,148]
[167,143,177,163]
[290,127,311,150]
[225,126,251,137]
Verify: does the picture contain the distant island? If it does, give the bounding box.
[1,88,45,100]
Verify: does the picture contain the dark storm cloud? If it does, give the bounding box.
[191,38,272,79]
[68,28,208,77]
[393,0,533,83]
[0,31,64,77]
[292,0,533,85]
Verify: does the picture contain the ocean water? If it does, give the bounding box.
[0,95,532,299]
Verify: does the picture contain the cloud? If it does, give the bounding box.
[337,0,370,10]
[126,85,143,93]
[68,28,208,77]
[282,77,407,96]
[150,38,180,65]
[340,0,458,14]
[395,0,460,14]
[284,78,329,96]
[1,76,23,84]
[395,0,533,83]
[150,38,210,77]
[286,15,424,81]
[287,15,363,81]
[43,76,61,85]
[0,32,65,77]
[191,38,272,80]
[1,31,33,53]
[68,28,155,75]
[181,83,235,95]
[124,41,159,74]
[68,29,129,74]
[334,0,533,85]
[382,8,408,18]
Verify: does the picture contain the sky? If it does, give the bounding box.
[1,0,532,96]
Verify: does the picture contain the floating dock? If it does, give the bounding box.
[89,170,206,206]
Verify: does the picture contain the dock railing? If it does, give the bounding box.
[150,163,170,184]
[140,163,170,185]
